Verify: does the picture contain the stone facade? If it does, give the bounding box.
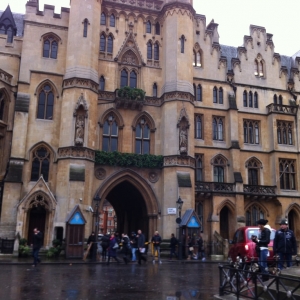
[0,0,300,251]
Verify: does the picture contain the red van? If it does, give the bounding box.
[228,226,276,262]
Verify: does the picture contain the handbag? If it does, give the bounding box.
[113,242,119,249]
[189,247,194,251]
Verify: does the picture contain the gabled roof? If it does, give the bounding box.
[180,209,201,228]
[0,5,17,30]
[0,8,24,37]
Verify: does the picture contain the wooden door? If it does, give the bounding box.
[66,225,84,258]
[27,206,46,245]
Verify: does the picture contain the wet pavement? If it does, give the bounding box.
[0,260,220,300]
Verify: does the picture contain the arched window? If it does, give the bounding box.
[7,26,13,43]
[110,14,115,27]
[154,43,159,60]
[254,92,258,108]
[83,19,88,37]
[219,87,223,104]
[259,61,264,77]
[37,84,54,120]
[31,146,50,182]
[99,76,105,91]
[102,114,118,152]
[243,90,248,107]
[195,115,202,139]
[120,69,128,88]
[43,36,58,59]
[0,25,5,34]
[213,156,226,182]
[213,117,223,141]
[213,87,217,103]
[107,35,113,53]
[254,60,259,76]
[277,121,293,145]
[180,35,185,53]
[100,34,106,51]
[135,118,150,154]
[193,51,201,67]
[130,71,137,88]
[244,120,259,144]
[101,13,106,25]
[147,41,152,59]
[196,85,202,101]
[279,95,283,105]
[247,158,261,185]
[249,91,253,107]
[195,154,203,181]
[273,94,277,104]
[246,205,264,226]
[155,22,160,35]
[153,83,157,97]
[279,159,296,190]
[0,92,5,121]
[146,20,151,33]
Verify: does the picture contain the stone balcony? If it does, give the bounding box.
[266,103,298,115]
[195,181,236,197]
[243,184,277,200]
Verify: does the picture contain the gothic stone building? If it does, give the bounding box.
[0,0,300,251]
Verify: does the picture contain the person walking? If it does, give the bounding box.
[169,233,178,260]
[251,219,271,281]
[151,231,162,264]
[107,233,120,265]
[101,233,110,262]
[31,228,43,267]
[137,229,147,265]
[130,232,138,262]
[197,234,206,261]
[87,232,97,261]
[187,235,195,260]
[273,219,297,270]
[121,233,131,264]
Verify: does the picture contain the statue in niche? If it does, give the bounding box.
[75,115,85,145]
[179,127,188,153]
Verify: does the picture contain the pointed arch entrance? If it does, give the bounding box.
[96,169,159,239]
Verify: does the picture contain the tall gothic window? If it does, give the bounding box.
[154,43,159,60]
[247,158,261,185]
[37,84,54,120]
[7,26,13,43]
[243,90,248,107]
[196,85,202,101]
[120,69,128,88]
[102,114,118,152]
[249,91,253,107]
[43,36,58,59]
[213,117,224,141]
[100,34,106,51]
[130,71,137,88]
[110,14,115,27]
[101,13,106,25]
[213,156,226,182]
[31,146,50,181]
[120,70,137,88]
[273,94,278,104]
[99,76,105,91]
[213,86,217,103]
[278,95,283,105]
[153,83,157,97]
[246,205,264,226]
[219,87,223,104]
[193,51,201,67]
[135,118,150,154]
[279,159,296,190]
[195,115,202,139]
[107,35,113,53]
[147,41,152,59]
[254,92,258,108]
[180,35,185,53]
[195,154,203,181]
[146,20,151,33]
[155,22,160,35]
[83,19,88,37]
[243,120,259,144]
[277,121,293,145]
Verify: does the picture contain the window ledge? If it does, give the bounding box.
[36,118,54,122]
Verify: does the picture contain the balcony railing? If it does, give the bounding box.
[243,184,276,195]
[266,103,298,115]
[195,182,236,193]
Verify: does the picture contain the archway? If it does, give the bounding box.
[288,209,299,239]
[27,206,46,245]
[220,206,230,239]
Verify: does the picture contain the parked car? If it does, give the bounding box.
[228,226,276,262]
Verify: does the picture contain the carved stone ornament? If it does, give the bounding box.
[75,114,85,146]
[148,171,159,183]
[73,93,88,118]
[95,167,107,180]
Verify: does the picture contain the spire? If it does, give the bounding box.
[0,5,17,30]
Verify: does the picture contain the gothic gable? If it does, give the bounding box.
[0,5,17,34]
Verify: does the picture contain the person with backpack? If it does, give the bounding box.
[130,232,138,262]
[151,231,162,264]
[169,233,178,260]
[121,233,131,264]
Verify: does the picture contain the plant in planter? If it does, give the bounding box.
[117,86,146,101]
[46,239,63,258]
[18,238,31,257]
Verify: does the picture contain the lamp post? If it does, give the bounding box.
[113,214,117,233]
[93,195,101,235]
[176,196,184,260]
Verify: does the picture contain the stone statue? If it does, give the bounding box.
[75,115,85,145]
[179,127,188,154]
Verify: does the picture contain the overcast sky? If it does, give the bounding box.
[1,0,299,56]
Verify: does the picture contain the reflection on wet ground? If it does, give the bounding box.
[0,262,220,300]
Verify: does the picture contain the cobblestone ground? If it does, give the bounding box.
[0,262,220,300]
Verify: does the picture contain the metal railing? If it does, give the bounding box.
[243,185,276,195]
[219,257,300,300]
[195,182,235,193]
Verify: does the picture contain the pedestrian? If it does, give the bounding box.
[31,227,43,267]
[121,233,131,264]
[101,233,110,262]
[151,231,162,264]
[273,219,297,270]
[197,234,206,261]
[251,219,271,281]
[187,235,195,260]
[107,233,120,265]
[87,232,97,261]
[130,232,138,262]
[137,229,147,265]
[169,233,178,260]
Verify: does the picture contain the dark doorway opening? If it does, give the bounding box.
[220,206,229,239]
[104,181,148,239]
[27,206,46,245]
[288,209,296,233]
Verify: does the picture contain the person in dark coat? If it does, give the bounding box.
[137,229,147,265]
[107,233,120,265]
[187,235,195,260]
[101,234,110,262]
[197,234,205,261]
[169,233,178,260]
[87,232,97,261]
[252,219,271,281]
[31,228,43,267]
[273,219,297,270]
[130,232,138,262]
[121,233,131,264]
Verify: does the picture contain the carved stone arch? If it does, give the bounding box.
[26,141,57,163]
[100,31,108,38]
[132,111,156,132]
[73,93,88,118]
[108,9,118,17]
[210,154,229,166]
[285,203,300,218]
[40,32,62,44]
[245,156,263,168]
[99,107,124,128]
[145,16,155,23]
[34,79,60,98]
[147,39,153,45]
[21,191,56,213]
[177,107,190,128]
[101,8,109,16]
[82,18,90,25]
[194,42,201,51]
[0,87,10,102]
[216,199,235,216]
[108,32,116,39]
[136,14,146,23]
[244,201,269,217]
[94,168,160,216]
[154,40,162,47]
[127,12,137,20]
[118,10,127,19]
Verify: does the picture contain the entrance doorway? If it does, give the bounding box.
[103,181,149,238]
[27,206,46,245]
[220,206,229,240]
